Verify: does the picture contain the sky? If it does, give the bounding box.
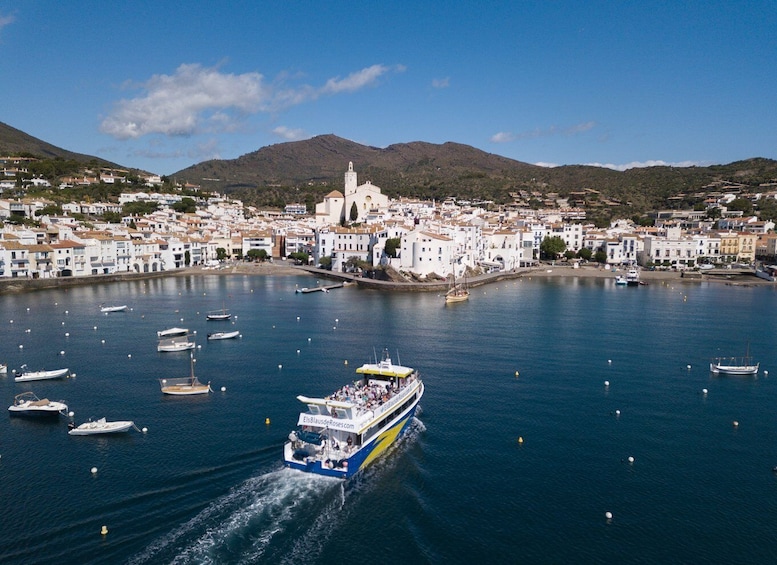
[1,1,775,176]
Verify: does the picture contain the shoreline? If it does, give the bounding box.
[0,261,770,295]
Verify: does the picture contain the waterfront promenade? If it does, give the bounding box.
[0,261,767,295]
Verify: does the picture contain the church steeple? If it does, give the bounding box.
[344,161,357,196]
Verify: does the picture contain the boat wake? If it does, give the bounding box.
[128,418,425,564]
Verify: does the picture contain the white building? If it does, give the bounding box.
[315,162,389,226]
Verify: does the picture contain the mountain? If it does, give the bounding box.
[0,121,117,166]
[173,135,777,215]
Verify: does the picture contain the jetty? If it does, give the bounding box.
[295,282,344,294]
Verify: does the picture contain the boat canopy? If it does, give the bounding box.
[356,364,415,378]
[297,395,354,409]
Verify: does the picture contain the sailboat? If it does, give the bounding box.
[445,266,470,304]
[206,302,231,321]
[710,344,759,375]
[159,354,212,395]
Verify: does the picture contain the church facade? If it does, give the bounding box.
[315,162,389,226]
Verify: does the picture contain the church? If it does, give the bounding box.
[315,162,389,226]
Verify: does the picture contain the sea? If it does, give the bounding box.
[1,273,777,564]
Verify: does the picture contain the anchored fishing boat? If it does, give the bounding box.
[283,349,424,478]
[710,345,759,375]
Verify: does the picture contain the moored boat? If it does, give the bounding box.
[100,304,128,313]
[206,304,231,321]
[14,366,69,382]
[159,354,212,395]
[8,392,68,417]
[0,363,7,374]
[207,330,240,340]
[614,275,627,285]
[710,344,759,375]
[157,328,194,352]
[68,417,135,435]
[445,269,469,304]
[283,349,424,478]
[626,269,640,286]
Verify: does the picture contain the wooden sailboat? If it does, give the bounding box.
[159,354,212,395]
[445,266,470,304]
[710,343,759,375]
[206,302,231,320]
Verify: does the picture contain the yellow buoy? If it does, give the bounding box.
[101,525,108,535]
[514,371,519,377]
[265,418,271,425]
[517,436,524,444]
[344,360,348,365]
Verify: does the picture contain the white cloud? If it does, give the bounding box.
[585,159,706,171]
[272,126,308,141]
[321,64,394,94]
[0,13,15,31]
[101,63,403,140]
[490,132,515,143]
[432,77,450,89]
[100,64,268,139]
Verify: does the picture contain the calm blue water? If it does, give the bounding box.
[1,274,777,564]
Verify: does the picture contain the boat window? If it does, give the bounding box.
[335,408,348,419]
[307,405,321,415]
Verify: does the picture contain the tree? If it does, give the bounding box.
[288,251,309,264]
[349,201,358,222]
[246,249,268,262]
[385,237,401,258]
[757,198,777,222]
[577,248,592,261]
[594,250,608,264]
[539,236,566,259]
[216,248,228,261]
[727,198,753,215]
[184,250,191,266]
[172,197,197,214]
[318,255,332,269]
[706,206,722,220]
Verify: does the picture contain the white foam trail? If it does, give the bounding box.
[129,418,425,564]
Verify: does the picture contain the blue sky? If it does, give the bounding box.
[1,1,775,176]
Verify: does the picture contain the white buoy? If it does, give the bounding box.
[278,364,283,369]
[605,511,613,520]
[702,388,708,394]
[335,318,339,323]
[68,411,74,417]
[765,370,769,376]
[91,467,98,474]
[628,456,634,464]
[733,421,739,427]
[615,409,621,416]
[297,316,300,321]
[297,349,300,354]
[128,354,132,358]
[59,350,65,355]
[93,326,98,330]
[221,386,226,392]
[101,340,105,344]
[608,359,612,364]
[18,344,23,349]
[65,332,69,337]
[142,427,148,433]
[61,321,65,326]
[308,337,311,342]
[687,364,691,370]
[604,380,610,387]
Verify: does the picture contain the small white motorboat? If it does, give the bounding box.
[14,366,69,382]
[100,304,128,313]
[0,363,7,375]
[207,330,240,340]
[8,392,68,416]
[68,418,135,435]
[157,338,195,352]
[157,327,189,338]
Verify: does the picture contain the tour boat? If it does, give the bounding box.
[14,366,69,382]
[8,392,68,417]
[68,417,135,435]
[283,349,424,478]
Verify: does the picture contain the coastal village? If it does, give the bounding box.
[1,158,776,281]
